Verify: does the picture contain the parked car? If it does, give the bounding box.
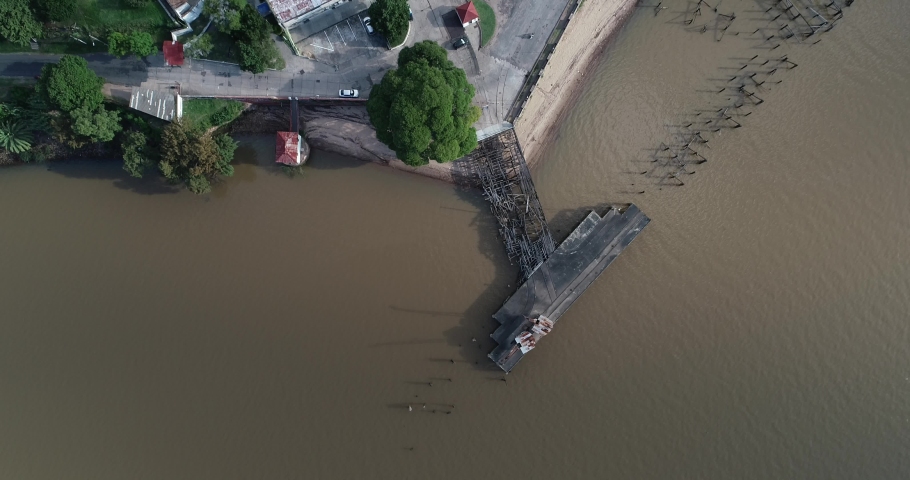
[409,8,413,21]
[339,89,359,98]
[362,16,374,35]
[453,37,468,49]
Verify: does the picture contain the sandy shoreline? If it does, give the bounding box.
[514,0,640,167]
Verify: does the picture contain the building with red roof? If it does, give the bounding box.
[275,131,303,166]
[163,41,184,67]
[456,1,479,27]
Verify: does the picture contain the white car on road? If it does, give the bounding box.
[339,89,359,98]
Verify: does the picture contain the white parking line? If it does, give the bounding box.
[346,20,357,41]
[335,25,347,46]
[325,31,334,51]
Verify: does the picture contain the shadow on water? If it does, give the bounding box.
[47,159,181,195]
[438,161,520,372]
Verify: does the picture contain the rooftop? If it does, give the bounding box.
[275,132,301,165]
[269,0,336,25]
[456,1,479,24]
[128,88,179,122]
[162,41,184,67]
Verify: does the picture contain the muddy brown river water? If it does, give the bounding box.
[2,2,909,478]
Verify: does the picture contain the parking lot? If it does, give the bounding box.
[298,14,389,65]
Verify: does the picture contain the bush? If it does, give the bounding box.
[124,0,148,8]
[210,102,243,126]
[108,31,156,58]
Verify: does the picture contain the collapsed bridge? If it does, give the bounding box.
[470,129,651,372]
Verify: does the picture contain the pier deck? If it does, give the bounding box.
[488,205,650,372]
[472,129,649,372]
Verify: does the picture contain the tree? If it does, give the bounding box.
[231,4,282,73]
[108,31,156,58]
[0,120,32,154]
[184,34,213,59]
[38,55,104,113]
[122,130,154,178]
[36,0,76,22]
[159,121,236,194]
[366,41,480,166]
[70,105,122,143]
[0,0,42,47]
[214,133,237,176]
[368,0,410,47]
[204,0,244,32]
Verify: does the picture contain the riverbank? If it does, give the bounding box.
[289,0,640,181]
[513,0,639,167]
[230,104,473,184]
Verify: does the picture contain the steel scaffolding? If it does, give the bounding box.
[470,129,555,280]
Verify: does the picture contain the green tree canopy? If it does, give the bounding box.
[368,0,409,47]
[204,0,244,32]
[0,0,43,47]
[122,130,155,178]
[159,121,236,194]
[230,5,282,73]
[71,105,122,143]
[367,40,480,166]
[38,55,104,113]
[108,31,156,58]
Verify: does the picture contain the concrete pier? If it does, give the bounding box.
[488,205,650,372]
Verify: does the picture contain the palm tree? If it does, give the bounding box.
[0,120,33,154]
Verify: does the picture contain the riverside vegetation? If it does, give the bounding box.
[0,55,238,194]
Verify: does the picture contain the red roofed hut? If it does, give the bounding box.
[275,131,304,166]
[163,41,184,67]
[456,1,479,27]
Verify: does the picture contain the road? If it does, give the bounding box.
[0,50,382,100]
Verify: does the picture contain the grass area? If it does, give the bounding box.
[474,0,496,47]
[182,99,245,132]
[74,0,175,41]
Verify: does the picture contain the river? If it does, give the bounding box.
[1,1,909,478]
